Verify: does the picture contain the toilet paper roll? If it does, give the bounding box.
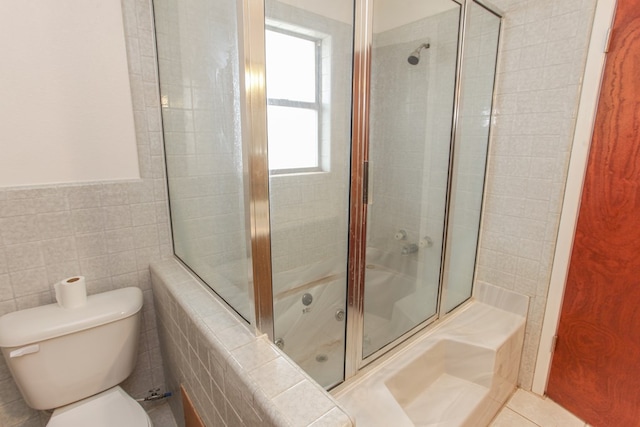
[54,276,87,309]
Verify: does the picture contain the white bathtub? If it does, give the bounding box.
[272,253,424,388]
[335,283,527,427]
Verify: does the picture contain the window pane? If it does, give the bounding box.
[266,30,316,102]
[267,106,318,170]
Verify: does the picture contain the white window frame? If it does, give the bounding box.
[266,26,323,175]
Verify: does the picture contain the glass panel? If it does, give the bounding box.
[153,0,252,319]
[266,0,354,389]
[443,1,500,313]
[363,0,461,358]
[266,30,316,102]
[267,105,318,170]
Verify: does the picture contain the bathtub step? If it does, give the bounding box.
[399,373,489,427]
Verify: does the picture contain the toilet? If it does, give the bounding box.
[0,287,152,427]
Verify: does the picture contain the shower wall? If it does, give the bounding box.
[266,0,353,281]
[443,2,500,312]
[475,0,597,389]
[368,8,459,283]
[366,0,600,391]
[154,0,252,318]
[266,0,354,388]
[152,0,600,395]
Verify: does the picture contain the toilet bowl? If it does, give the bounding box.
[48,387,152,427]
[0,287,152,427]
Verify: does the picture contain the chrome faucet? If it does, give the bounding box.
[401,243,419,255]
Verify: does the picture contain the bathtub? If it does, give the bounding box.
[334,283,527,427]
[272,253,424,388]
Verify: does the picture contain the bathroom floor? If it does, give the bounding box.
[491,389,591,427]
[146,389,590,427]
[147,402,178,427]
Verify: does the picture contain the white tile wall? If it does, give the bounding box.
[0,0,601,424]
[151,259,353,427]
[153,0,254,319]
[0,0,172,425]
[368,8,459,274]
[264,0,354,278]
[476,0,597,389]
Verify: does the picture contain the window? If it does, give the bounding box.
[265,28,322,173]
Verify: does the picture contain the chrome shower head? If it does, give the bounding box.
[407,43,430,65]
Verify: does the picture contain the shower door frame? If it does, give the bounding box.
[239,0,502,384]
[346,0,502,378]
[240,0,275,340]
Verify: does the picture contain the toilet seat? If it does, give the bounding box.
[47,386,152,427]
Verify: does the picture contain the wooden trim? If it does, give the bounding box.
[181,385,205,427]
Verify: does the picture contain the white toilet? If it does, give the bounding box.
[0,287,152,427]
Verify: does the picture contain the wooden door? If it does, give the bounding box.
[546,1,640,426]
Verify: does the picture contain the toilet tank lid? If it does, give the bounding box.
[0,287,143,348]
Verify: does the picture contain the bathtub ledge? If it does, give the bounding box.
[335,300,526,427]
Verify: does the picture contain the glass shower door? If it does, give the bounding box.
[442,1,501,313]
[154,0,253,320]
[363,0,461,358]
[265,0,355,389]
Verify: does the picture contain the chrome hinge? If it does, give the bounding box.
[604,27,612,53]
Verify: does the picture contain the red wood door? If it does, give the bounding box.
[546,1,640,426]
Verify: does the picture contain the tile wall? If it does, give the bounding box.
[266,0,354,388]
[475,0,597,389]
[267,1,354,280]
[0,1,603,425]
[152,0,602,400]
[444,3,500,311]
[153,0,254,319]
[0,0,172,425]
[368,8,459,284]
[151,259,353,427]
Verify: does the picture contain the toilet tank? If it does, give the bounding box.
[0,287,143,410]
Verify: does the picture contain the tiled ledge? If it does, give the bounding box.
[150,259,353,427]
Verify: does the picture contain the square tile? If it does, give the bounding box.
[491,407,538,426]
[507,389,585,427]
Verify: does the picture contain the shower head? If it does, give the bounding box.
[407,43,430,65]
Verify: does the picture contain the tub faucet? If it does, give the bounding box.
[401,243,419,255]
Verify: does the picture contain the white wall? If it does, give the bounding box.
[0,0,139,187]
[0,0,171,424]
[276,0,353,24]
[476,0,598,390]
[374,0,458,33]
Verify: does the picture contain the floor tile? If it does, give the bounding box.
[506,389,585,427]
[148,402,179,427]
[491,407,538,427]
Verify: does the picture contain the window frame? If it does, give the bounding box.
[265,26,323,175]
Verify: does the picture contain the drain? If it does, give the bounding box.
[315,354,328,363]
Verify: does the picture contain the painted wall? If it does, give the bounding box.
[0,0,171,425]
[0,0,139,187]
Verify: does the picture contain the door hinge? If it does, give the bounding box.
[604,27,612,53]
[550,335,558,353]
